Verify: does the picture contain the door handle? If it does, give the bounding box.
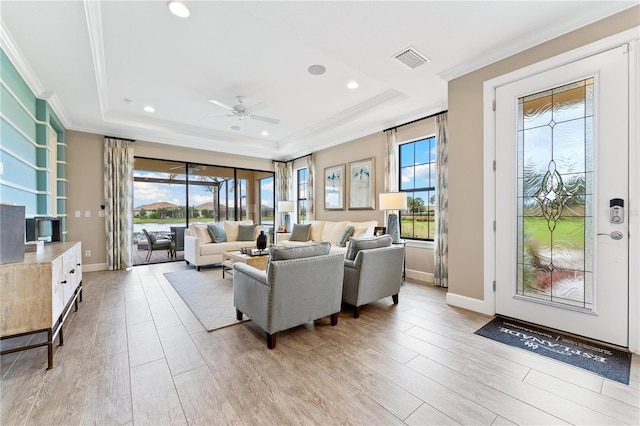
[597,231,624,240]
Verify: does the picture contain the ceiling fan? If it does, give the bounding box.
[207,96,280,125]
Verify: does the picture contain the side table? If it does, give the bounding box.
[392,239,406,280]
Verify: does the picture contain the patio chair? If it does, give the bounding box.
[141,228,173,262]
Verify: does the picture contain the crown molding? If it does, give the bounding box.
[84,0,109,117]
[438,4,638,81]
[0,19,45,97]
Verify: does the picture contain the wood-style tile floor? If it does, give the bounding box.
[1,261,639,425]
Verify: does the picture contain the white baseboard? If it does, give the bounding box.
[83,262,108,272]
[446,292,495,316]
[406,269,433,283]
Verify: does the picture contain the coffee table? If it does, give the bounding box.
[222,250,269,278]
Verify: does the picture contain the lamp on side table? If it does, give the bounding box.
[379,192,407,243]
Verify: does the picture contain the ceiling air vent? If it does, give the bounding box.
[393,47,430,70]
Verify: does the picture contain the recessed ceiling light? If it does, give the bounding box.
[261,131,269,136]
[231,125,241,131]
[308,64,326,75]
[347,81,359,89]
[167,1,190,18]
[143,105,155,112]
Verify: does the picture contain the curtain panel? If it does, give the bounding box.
[104,137,134,270]
[384,128,399,192]
[306,154,315,221]
[434,113,449,287]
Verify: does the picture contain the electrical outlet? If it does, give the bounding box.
[85,250,91,257]
[75,211,81,218]
[98,210,105,218]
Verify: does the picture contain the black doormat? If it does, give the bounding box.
[475,316,631,384]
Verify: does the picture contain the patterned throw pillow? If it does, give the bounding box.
[336,225,355,247]
[289,223,311,242]
[237,224,257,241]
[207,224,227,243]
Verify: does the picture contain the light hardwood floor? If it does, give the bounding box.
[1,261,639,425]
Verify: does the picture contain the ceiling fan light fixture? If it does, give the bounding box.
[167,1,190,18]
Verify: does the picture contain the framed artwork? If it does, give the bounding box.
[324,164,345,210]
[374,226,386,237]
[348,157,375,210]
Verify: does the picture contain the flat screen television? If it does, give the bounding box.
[25,217,61,243]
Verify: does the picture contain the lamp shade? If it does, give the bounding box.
[378,192,407,211]
[278,201,295,213]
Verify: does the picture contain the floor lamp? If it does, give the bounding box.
[278,201,295,232]
[379,192,407,243]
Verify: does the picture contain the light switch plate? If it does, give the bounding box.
[75,211,81,218]
[98,210,105,218]
[84,210,91,218]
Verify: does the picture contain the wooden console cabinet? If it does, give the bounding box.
[0,242,83,369]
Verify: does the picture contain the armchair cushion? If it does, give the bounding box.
[345,235,393,260]
[207,224,227,243]
[289,223,311,242]
[269,241,331,261]
[237,224,257,241]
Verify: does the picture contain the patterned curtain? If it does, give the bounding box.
[104,137,134,270]
[274,161,293,228]
[384,128,398,192]
[306,154,315,221]
[434,113,449,287]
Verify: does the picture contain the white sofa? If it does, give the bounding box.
[277,220,378,254]
[184,220,264,270]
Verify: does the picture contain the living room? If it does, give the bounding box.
[1,2,639,424]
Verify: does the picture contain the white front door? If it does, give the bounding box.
[495,45,629,346]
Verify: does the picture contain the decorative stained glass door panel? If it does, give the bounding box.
[495,46,629,346]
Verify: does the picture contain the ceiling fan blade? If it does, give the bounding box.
[208,99,235,111]
[251,114,280,125]
[247,101,266,113]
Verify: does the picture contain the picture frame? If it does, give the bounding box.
[348,157,375,210]
[324,164,345,210]
[374,226,386,237]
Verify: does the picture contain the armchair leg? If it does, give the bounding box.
[266,333,277,349]
[330,313,338,326]
[236,309,243,321]
[353,306,361,319]
[392,294,399,304]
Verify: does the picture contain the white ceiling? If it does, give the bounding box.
[1,1,635,160]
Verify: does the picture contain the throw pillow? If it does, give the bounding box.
[237,224,257,241]
[336,225,355,247]
[345,235,393,261]
[207,224,227,243]
[223,220,253,241]
[289,223,311,242]
[352,226,368,238]
[193,225,213,244]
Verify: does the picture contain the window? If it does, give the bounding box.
[399,137,436,240]
[296,168,308,223]
[260,176,274,225]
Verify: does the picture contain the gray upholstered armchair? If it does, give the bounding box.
[342,235,405,318]
[233,242,345,349]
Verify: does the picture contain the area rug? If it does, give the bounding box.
[163,270,246,332]
[475,316,631,384]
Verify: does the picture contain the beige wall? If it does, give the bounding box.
[312,115,437,279]
[65,131,274,269]
[447,7,639,300]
